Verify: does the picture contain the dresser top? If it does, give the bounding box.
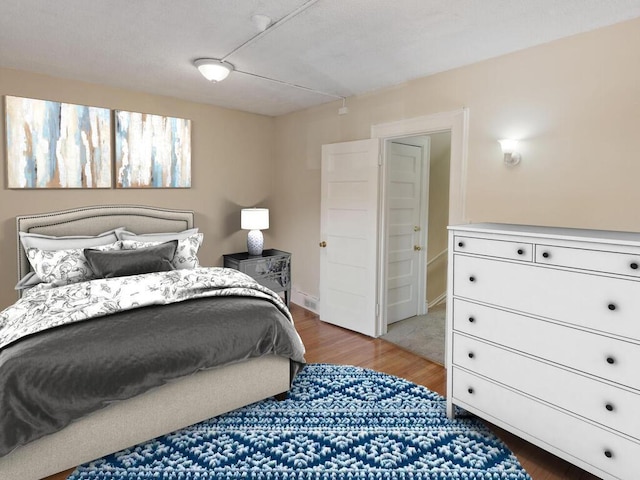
[448,223,640,246]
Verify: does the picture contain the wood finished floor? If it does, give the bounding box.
[45,304,599,480]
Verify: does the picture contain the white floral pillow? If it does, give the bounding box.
[121,233,203,269]
[26,242,121,286]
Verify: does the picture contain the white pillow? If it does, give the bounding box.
[117,228,199,242]
[121,233,203,269]
[14,271,43,291]
[26,242,121,286]
[19,228,125,250]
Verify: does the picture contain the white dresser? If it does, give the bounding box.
[446,223,640,480]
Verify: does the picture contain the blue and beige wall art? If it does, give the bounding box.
[115,110,191,188]
[5,96,111,188]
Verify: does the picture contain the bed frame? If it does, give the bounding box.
[0,205,291,480]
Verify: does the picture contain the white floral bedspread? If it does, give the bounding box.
[0,267,293,351]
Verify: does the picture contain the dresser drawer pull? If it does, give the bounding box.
[467,387,474,394]
[606,356,616,365]
[517,248,524,255]
[542,251,550,258]
[468,316,475,323]
[631,262,639,270]
[458,241,465,248]
[604,450,613,459]
[469,276,476,282]
[608,303,617,311]
[468,352,475,359]
[605,403,615,412]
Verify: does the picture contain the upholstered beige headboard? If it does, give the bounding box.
[16,205,195,282]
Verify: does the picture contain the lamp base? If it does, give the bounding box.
[247,230,264,256]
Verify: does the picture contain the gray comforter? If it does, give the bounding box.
[0,268,306,457]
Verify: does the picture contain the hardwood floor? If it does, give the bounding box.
[45,304,599,480]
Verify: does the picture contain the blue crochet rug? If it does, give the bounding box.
[69,364,531,479]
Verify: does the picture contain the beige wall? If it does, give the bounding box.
[273,17,640,302]
[426,132,450,305]
[0,68,275,309]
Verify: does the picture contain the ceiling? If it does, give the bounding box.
[2,0,640,117]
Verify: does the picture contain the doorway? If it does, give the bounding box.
[318,109,468,340]
[381,131,451,364]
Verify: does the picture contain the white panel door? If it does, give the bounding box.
[386,142,426,323]
[320,139,380,337]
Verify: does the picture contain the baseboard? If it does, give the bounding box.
[428,291,447,309]
[291,287,320,315]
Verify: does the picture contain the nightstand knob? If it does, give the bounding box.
[517,248,524,255]
[468,316,475,323]
[468,352,475,359]
[542,251,550,259]
[606,356,616,365]
[604,450,613,459]
[458,241,465,248]
[631,262,639,270]
[605,403,615,412]
[319,241,327,248]
[608,303,617,311]
[469,276,476,283]
[467,387,474,394]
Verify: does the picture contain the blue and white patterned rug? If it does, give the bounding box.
[69,364,531,479]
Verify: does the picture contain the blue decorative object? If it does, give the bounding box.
[69,364,531,479]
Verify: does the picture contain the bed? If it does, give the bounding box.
[0,204,305,480]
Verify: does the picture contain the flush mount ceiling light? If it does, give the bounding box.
[194,58,234,82]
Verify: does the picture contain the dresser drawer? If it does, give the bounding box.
[238,256,290,279]
[254,271,290,291]
[453,255,640,341]
[453,299,640,391]
[452,368,639,480]
[535,244,640,278]
[453,333,640,440]
[454,235,532,261]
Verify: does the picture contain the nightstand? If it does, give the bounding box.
[223,249,291,306]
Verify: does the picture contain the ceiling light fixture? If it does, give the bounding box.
[194,58,234,82]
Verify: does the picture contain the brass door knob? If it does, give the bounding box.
[319,241,327,248]
[414,245,422,251]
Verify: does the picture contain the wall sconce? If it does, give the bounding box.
[499,139,521,166]
[241,208,269,255]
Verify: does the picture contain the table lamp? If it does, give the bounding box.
[241,208,269,255]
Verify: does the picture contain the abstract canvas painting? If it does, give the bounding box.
[115,110,191,188]
[5,96,111,188]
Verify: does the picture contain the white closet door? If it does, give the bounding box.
[386,142,425,323]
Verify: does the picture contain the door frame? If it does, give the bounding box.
[372,108,469,335]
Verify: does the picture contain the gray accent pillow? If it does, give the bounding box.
[19,228,125,250]
[120,232,203,270]
[84,240,178,279]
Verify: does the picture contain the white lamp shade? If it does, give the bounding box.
[194,59,234,82]
[498,139,519,153]
[241,208,269,230]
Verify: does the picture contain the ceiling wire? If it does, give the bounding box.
[219,0,346,103]
[221,0,320,62]
[237,69,344,100]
